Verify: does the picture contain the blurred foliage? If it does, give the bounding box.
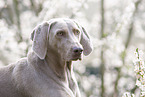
[0,0,145,97]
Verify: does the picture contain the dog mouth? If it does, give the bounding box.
[71,54,82,61]
[64,49,83,61]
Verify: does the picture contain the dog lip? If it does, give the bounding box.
[71,54,82,61]
[71,58,80,61]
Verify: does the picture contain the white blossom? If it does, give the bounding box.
[122,92,135,97]
[134,49,145,96]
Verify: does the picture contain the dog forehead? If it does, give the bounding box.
[50,19,79,30]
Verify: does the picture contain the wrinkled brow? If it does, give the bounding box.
[49,21,57,30]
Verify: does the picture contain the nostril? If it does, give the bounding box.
[80,49,83,53]
[73,47,83,54]
[74,49,79,53]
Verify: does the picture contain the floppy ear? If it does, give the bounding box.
[31,22,50,59]
[80,26,93,56]
[73,21,93,56]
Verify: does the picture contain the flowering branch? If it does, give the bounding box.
[122,48,145,97]
[122,92,135,97]
[134,48,145,96]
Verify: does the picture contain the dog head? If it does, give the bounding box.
[31,18,93,61]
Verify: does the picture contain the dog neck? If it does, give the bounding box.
[44,49,76,92]
[44,49,73,81]
[28,51,76,95]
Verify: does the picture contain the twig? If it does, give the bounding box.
[100,0,105,97]
[113,0,142,96]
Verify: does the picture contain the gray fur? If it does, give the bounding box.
[0,18,92,97]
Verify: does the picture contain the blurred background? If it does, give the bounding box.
[0,0,144,97]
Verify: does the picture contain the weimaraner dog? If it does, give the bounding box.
[0,18,92,97]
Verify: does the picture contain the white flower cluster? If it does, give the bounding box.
[122,92,135,97]
[122,49,145,97]
[134,48,145,96]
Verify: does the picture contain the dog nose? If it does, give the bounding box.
[73,47,83,54]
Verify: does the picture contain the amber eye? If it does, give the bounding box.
[57,31,64,36]
[74,30,80,35]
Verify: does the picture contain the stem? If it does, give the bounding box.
[113,0,142,96]
[100,0,105,39]
[100,0,105,97]
[13,0,23,43]
[101,47,105,97]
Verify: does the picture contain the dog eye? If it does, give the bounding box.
[74,30,80,35]
[57,31,65,36]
